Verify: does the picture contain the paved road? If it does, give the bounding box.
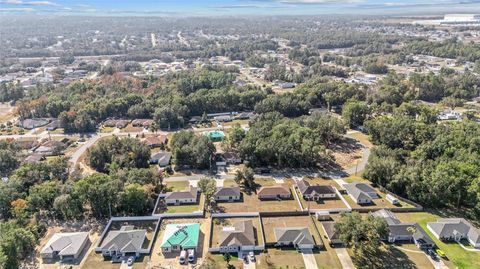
[300,249,319,269]
[334,247,356,269]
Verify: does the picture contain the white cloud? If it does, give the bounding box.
[0,0,58,6]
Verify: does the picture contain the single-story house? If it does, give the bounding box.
[371,210,435,249]
[427,218,480,248]
[203,130,225,141]
[343,182,378,204]
[40,232,90,262]
[102,119,130,129]
[161,223,200,253]
[274,227,315,249]
[189,116,202,124]
[165,186,198,205]
[296,179,336,201]
[143,135,167,148]
[45,119,60,131]
[99,226,146,258]
[18,118,50,129]
[218,220,256,253]
[132,119,154,128]
[223,152,242,164]
[34,140,66,156]
[236,112,254,120]
[214,187,241,202]
[24,154,45,164]
[214,115,233,122]
[257,186,291,200]
[321,222,342,245]
[150,151,172,167]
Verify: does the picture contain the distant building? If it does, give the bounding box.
[150,151,172,167]
[441,14,480,25]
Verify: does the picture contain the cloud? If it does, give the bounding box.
[279,0,364,3]
[0,7,34,11]
[0,0,59,6]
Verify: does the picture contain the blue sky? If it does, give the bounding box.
[0,0,480,16]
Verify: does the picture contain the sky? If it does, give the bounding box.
[0,0,480,16]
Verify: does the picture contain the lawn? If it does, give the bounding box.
[207,253,244,268]
[166,193,205,213]
[348,243,434,269]
[165,180,190,191]
[82,252,149,269]
[211,217,264,248]
[396,212,478,269]
[342,190,415,209]
[261,215,323,247]
[99,126,114,133]
[223,179,238,187]
[257,248,305,269]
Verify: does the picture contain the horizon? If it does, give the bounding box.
[0,0,480,17]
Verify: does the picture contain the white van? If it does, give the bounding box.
[179,250,187,264]
[188,249,195,263]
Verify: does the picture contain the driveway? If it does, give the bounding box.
[300,249,318,269]
[119,261,132,269]
[334,247,356,269]
[426,254,449,269]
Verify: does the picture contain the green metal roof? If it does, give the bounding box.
[161,223,200,249]
[203,130,225,139]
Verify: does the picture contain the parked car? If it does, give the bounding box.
[179,250,187,264]
[427,249,438,260]
[188,249,195,263]
[126,256,134,266]
[248,251,255,262]
[436,249,447,259]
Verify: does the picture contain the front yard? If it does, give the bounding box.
[261,215,323,247]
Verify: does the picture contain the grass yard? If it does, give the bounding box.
[211,217,264,248]
[257,248,305,269]
[396,212,478,269]
[223,179,238,187]
[82,252,149,269]
[214,189,301,213]
[99,126,114,133]
[207,253,244,268]
[165,180,190,191]
[348,243,434,269]
[166,193,205,213]
[342,174,369,183]
[261,215,323,247]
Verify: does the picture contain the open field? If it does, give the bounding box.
[150,218,209,267]
[396,212,477,269]
[165,180,190,191]
[261,215,323,246]
[0,103,16,123]
[211,217,264,248]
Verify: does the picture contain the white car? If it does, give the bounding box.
[248,251,255,262]
[126,256,135,266]
[187,249,195,263]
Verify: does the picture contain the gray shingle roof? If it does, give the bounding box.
[214,187,241,197]
[428,218,479,244]
[344,182,376,201]
[40,232,89,257]
[100,226,146,253]
[274,227,314,245]
[219,220,255,247]
[165,186,197,200]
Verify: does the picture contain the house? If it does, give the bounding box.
[343,182,378,204]
[150,151,172,167]
[236,112,254,120]
[218,220,256,253]
[296,179,336,201]
[372,210,435,249]
[274,227,315,249]
[189,116,202,124]
[165,186,198,205]
[132,119,154,128]
[315,211,331,221]
[203,130,225,141]
[45,119,60,131]
[34,140,66,156]
[214,115,233,122]
[143,135,167,148]
[427,218,480,248]
[257,186,291,200]
[321,222,342,245]
[99,226,147,258]
[214,187,241,202]
[160,223,200,253]
[18,118,50,129]
[40,232,90,262]
[223,152,242,164]
[24,154,45,164]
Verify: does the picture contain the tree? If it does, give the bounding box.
[74,173,121,218]
[335,212,388,261]
[342,100,370,128]
[223,124,245,150]
[0,150,18,177]
[198,178,217,210]
[53,193,83,220]
[170,131,215,170]
[0,221,36,269]
[118,183,153,215]
[223,253,231,265]
[26,181,61,212]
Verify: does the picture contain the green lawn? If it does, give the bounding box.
[223,179,238,187]
[397,212,479,269]
[165,180,190,191]
[166,193,205,213]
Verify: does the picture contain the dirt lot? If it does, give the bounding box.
[150,218,209,268]
[261,215,323,246]
[211,217,264,248]
[0,102,16,123]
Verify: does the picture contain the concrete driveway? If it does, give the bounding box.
[300,249,318,269]
[334,247,356,269]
